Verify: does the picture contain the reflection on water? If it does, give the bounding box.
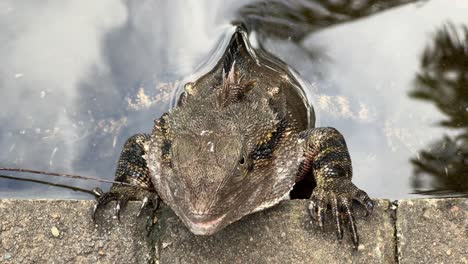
[410,24,468,196]
[240,0,423,41]
[0,0,467,199]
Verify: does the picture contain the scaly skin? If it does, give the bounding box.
[297,128,373,246]
[93,26,373,248]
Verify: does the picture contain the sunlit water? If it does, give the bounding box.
[0,0,467,199]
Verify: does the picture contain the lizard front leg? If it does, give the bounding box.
[297,127,374,248]
[93,133,159,220]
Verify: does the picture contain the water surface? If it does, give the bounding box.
[0,0,467,199]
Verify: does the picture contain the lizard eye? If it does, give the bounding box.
[238,154,253,172]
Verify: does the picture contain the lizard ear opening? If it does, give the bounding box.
[217,61,256,108]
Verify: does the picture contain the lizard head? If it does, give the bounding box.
[146,27,305,235]
[147,79,303,235]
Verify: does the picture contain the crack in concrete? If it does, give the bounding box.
[390,200,400,264]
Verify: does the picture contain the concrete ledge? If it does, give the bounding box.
[153,199,394,264]
[0,198,466,263]
[0,200,153,263]
[396,199,467,264]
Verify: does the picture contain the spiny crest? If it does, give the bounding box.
[218,61,256,108]
[167,92,278,141]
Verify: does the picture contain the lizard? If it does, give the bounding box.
[92,25,374,248]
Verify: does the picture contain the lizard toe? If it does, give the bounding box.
[92,185,158,222]
[308,191,327,228]
[330,195,344,240]
[307,180,372,249]
[340,197,359,249]
[92,188,120,221]
[353,189,374,217]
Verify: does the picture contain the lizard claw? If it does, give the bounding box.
[92,185,158,221]
[137,195,160,217]
[114,199,129,221]
[92,187,121,221]
[93,187,104,197]
[137,197,149,217]
[308,180,374,249]
[354,189,374,217]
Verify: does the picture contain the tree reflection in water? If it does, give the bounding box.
[239,0,423,41]
[410,23,468,196]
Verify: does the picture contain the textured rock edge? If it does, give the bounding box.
[0,198,466,263]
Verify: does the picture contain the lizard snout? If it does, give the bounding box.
[183,212,227,235]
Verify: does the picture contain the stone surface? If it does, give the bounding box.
[0,200,153,264]
[1,198,466,264]
[153,199,395,264]
[396,198,468,264]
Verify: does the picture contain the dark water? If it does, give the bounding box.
[0,0,467,199]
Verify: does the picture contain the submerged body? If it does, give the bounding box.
[94,26,373,247]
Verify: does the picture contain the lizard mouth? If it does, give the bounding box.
[184,213,227,235]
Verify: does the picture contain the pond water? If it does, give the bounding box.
[0,0,467,199]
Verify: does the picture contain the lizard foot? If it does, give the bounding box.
[92,185,159,221]
[308,179,374,248]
